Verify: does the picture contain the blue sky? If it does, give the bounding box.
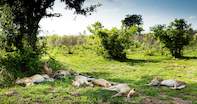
[39,0,197,35]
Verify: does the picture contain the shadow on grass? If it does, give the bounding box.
[80,88,132,104]
[81,71,111,78]
[181,82,197,101]
[123,59,160,66]
[179,56,197,60]
[108,75,154,85]
[47,57,69,71]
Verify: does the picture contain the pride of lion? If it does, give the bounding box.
[15,62,186,98]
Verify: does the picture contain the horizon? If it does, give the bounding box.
[39,0,197,36]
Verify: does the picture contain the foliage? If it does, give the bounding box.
[89,22,137,60]
[188,33,197,50]
[0,49,43,77]
[0,66,14,87]
[151,19,194,58]
[0,0,99,73]
[87,21,104,35]
[84,35,105,56]
[0,5,17,52]
[87,22,105,55]
[122,14,143,35]
[0,5,43,74]
[47,35,86,54]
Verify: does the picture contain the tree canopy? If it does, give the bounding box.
[122,14,143,35]
[0,0,100,72]
[0,0,100,52]
[151,19,194,58]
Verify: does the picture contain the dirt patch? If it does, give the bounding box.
[140,97,167,104]
[70,92,81,97]
[172,97,192,104]
[140,97,192,104]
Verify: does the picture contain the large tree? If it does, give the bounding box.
[122,14,143,35]
[0,0,99,51]
[151,19,194,58]
[0,0,100,72]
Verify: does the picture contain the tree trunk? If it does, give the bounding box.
[171,48,182,58]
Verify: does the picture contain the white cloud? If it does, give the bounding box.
[188,16,196,20]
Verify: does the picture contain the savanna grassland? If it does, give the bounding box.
[0,44,197,104]
[1,1,197,104]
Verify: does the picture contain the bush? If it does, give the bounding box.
[151,19,194,58]
[0,66,14,87]
[83,35,106,56]
[2,51,40,76]
[89,22,137,60]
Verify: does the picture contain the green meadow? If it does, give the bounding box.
[0,47,196,104]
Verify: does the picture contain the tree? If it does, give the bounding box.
[0,0,100,72]
[89,22,137,60]
[151,19,194,58]
[122,14,143,35]
[87,21,104,35]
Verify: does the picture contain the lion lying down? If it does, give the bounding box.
[16,74,54,86]
[103,84,135,98]
[72,75,135,98]
[147,77,186,89]
[72,75,94,87]
[72,76,113,88]
[92,79,112,88]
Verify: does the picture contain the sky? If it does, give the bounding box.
[39,0,197,35]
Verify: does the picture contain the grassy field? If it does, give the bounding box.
[0,48,197,104]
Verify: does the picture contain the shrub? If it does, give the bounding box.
[84,34,106,56]
[1,48,43,77]
[0,66,14,87]
[89,22,137,60]
[151,19,194,58]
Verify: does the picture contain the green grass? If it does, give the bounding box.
[0,49,197,104]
